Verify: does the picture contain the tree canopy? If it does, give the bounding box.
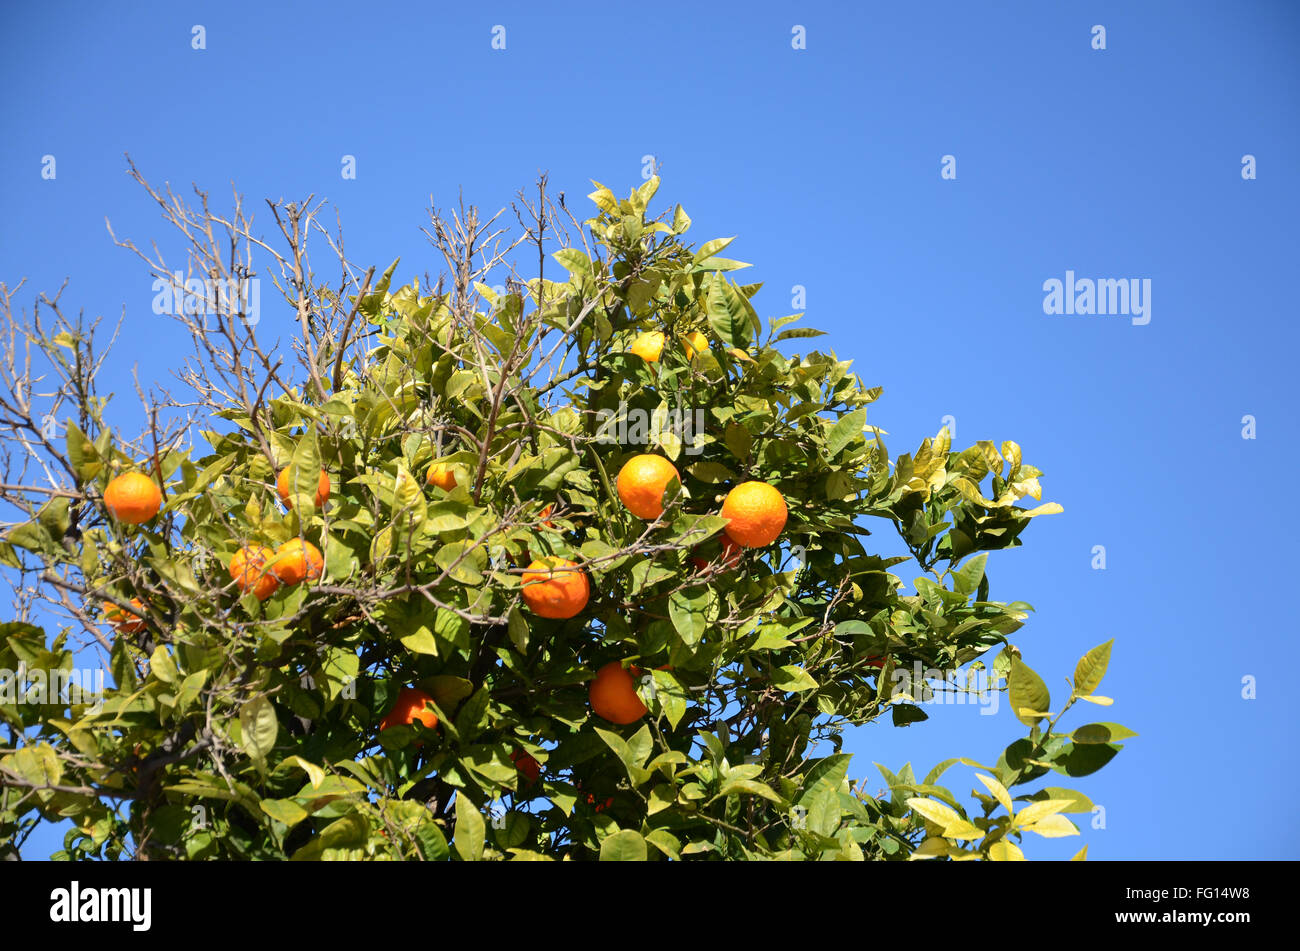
[0,173,1131,860]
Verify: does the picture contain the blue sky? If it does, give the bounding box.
[2,0,1297,859]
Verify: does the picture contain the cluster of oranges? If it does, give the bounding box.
[101,413,791,786]
[227,466,329,600]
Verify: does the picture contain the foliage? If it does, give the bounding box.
[0,175,1133,860]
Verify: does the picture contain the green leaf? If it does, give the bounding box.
[399,628,439,656]
[651,668,688,730]
[717,778,783,804]
[1013,798,1074,828]
[974,773,1014,814]
[600,829,647,862]
[694,236,736,262]
[668,587,709,647]
[552,248,591,277]
[287,435,323,517]
[507,605,529,653]
[906,797,977,839]
[891,704,929,727]
[260,798,308,827]
[453,792,485,861]
[772,327,826,342]
[1073,639,1113,697]
[1008,657,1051,726]
[826,408,867,457]
[238,696,278,765]
[771,665,818,693]
[149,646,178,685]
[1022,786,1094,814]
[987,840,1025,861]
[706,276,751,349]
[1052,742,1122,777]
[1022,813,1079,838]
[952,553,988,597]
[1071,722,1138,744]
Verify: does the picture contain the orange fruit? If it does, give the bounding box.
[426,462,457,491]
[538,503,555,528]
[720,481,788,548]
[276,466,330,510]
[511,749,541,785]
[521,557,589,619]
[103,472,162,525]
[103,598,146,633]
[690,535,743,572]
[683,331,709,359]
[272,539,324,585]
[616,454,680,520]
[379,687,439,732]
[229,544,279,600]
[589,661,649,725]
[628,331,665,363]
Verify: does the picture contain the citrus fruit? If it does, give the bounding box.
[103,472,162,525]
[538,503,555,528]
[683,330,709,359]
[626,335,665,363]
[272,539,324,585]
[379,686,439,732]
[616,454,680,520]
[521,557,589,619]
[511,749,541,784]
[103,598,146,633]
[720,481,788,548]
[690,535,743,572]
[229,544,279,600]
[628,331,665,362]
[426,462,457,491]
[589,661,648,725]
[276,466,330,509]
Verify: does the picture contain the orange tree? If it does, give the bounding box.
[0,174,1132,860]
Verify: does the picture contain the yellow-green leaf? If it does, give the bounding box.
[1073,639,1113,697]
[974,773,1014,814]
[987,840,1025,861]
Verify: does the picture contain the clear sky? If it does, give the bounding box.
[2,0,1297,859]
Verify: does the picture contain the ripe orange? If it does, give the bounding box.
[229,544,280,600]
[426,462,457,491]
[690,535,743,572]
[103,598,146,633]
[628,331,665,363]
[272,539,324,585]
[103,472,162,525]
[616,454,680,520]
[538,503,555,528]
[511,749,541,785]
[720,481,788,548]
[586,792,615,813]
[589,661,649,725]
[276,466,330,509]
[683,331,709,359]
[379,687,439,732]
[521,557,589,619]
